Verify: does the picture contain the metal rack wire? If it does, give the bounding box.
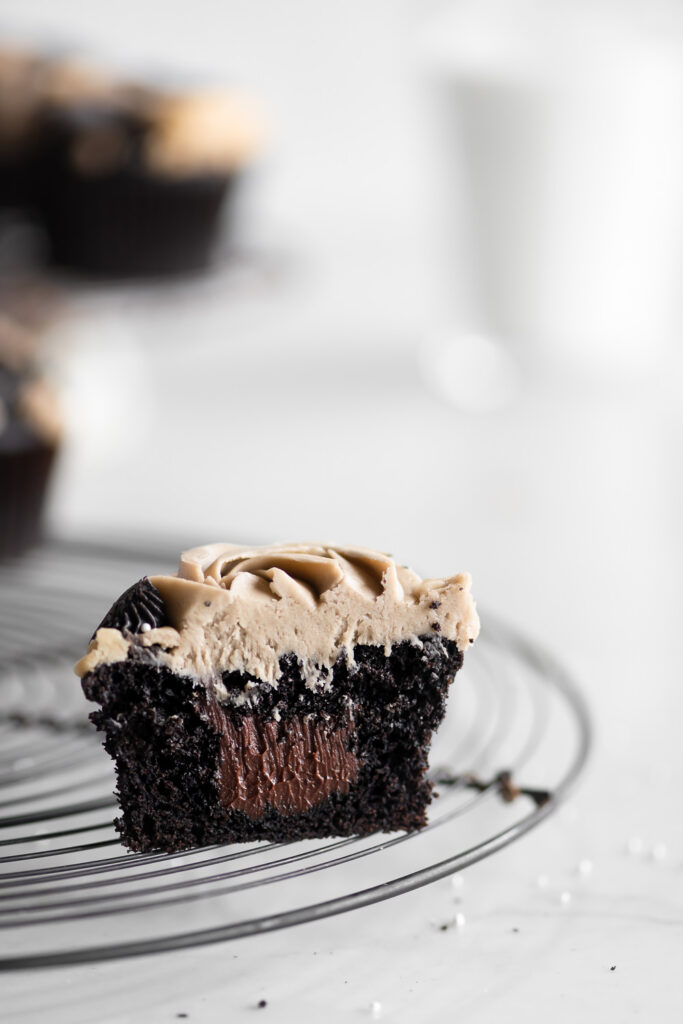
[0,540,591,970]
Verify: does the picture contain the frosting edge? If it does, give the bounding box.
[75,542,480,685]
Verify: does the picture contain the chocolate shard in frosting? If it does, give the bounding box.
[96,576,169,636]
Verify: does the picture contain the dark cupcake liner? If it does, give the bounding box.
[0,441,57,558]
[40,168,235,278]
[0,152,44,211]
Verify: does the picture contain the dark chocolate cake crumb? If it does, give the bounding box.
[434,769,552,809]
[610,965,616,972]
[96,577,169,636]
[82,635,463,852]
[497,770,522,803]
[257,999,267,1008]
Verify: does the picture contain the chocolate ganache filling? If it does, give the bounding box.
[201,690,358,817]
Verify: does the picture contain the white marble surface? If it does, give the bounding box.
[1,1,683,1018]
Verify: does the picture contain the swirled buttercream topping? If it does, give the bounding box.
[76,542,479,687]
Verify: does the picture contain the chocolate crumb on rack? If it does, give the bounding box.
[433,769,552,808]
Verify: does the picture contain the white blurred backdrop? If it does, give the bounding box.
[2,4,683,1019]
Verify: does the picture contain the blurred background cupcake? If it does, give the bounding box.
[0,313,62,557]
[0,48,264,280]
[38,66,263,278]
[0,45,53,213]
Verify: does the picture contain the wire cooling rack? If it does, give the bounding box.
[0,539,591,970]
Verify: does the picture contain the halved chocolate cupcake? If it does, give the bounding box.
[76,543,479,853]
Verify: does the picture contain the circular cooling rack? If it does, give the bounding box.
[0,539,591,970]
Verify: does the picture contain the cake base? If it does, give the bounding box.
[40,172,233,278]
[82,636,463,853]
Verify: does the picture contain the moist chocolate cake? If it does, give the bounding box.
[76,543,479,853]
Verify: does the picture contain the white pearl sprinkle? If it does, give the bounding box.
[451,874,465,888]
[139,622,151,633]
[536,874,550,888]
[371,1001,382,1019]
[560,891,572,906]
[577,858,593,876]
[454,912,467,929]
[626,836,644,856]
[651,843,668,862]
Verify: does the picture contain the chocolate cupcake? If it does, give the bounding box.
[39,76,262,277]
[0,315,61,557]
[0,47,51,210]
[76,542,480,853]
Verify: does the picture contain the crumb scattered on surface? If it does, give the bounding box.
[497,770,521,802]
[610,966,616,972]
[257,999,267,1008]
[512,927,519,933]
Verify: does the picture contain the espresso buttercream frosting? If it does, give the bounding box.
[76,542,479,689]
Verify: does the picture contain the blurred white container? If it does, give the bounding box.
[423,0,683,376]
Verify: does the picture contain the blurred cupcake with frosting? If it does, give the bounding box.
[37,63,264,277]
[0,46,53,210]
[0,314,62,557]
